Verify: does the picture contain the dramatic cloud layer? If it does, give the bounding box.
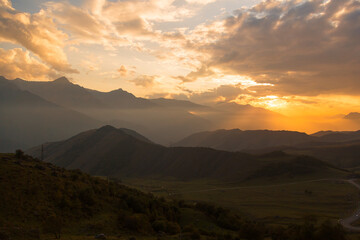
[0,1,77,73]
[184,0,360,96]
[0,48,59,80]
[0,0,359,117]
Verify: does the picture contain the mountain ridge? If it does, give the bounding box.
[26,126,347,181]
[0,77,101,151]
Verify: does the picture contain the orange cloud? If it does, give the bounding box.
[131,75,156,88]
[0,1,77,73]
[0,48,59,80]
[117,65,128,77]
[180,0,360,96]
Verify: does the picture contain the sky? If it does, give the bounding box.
[0,0,360,119]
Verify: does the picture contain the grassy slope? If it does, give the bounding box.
[123,165,357,226]
[0,153,241,240]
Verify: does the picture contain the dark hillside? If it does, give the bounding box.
[27,126,347,181]
[0,153,243,239]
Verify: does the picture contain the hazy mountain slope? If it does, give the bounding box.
[317,131,360,142]
[0,77,100,151]
[82,108,212,145]
[268,140,360,169]
[150,98,209,110]
[13,77,158,109]
[174,129,316,152]
[27,126,345,181]
[13,77,106,109]
[311,131,338,137]
[9,77,212,144]
[212,102,277,114]
[89,88,157,109]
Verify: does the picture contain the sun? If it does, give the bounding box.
[258,95,288,110]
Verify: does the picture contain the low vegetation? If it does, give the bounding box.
[0,152,351,239]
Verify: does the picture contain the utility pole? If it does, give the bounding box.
[41,144,44,161]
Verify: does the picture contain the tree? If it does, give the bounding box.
[15,149,24,159]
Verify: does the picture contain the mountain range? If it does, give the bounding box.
[0,77,100,151]
[0,76,282,150]
[27,125,347,181]
[174,129,360,168]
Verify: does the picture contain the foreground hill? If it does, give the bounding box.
[0,77,100,152]
[174,129,316,152]
[0,153,347,240]
[0,153,249,239]
[27,126,347,181]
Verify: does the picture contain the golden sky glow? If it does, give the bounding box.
[0,0,360,131]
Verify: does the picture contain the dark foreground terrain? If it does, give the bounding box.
[0,152,352,240]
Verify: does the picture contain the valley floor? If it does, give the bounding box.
[123,177,360,226]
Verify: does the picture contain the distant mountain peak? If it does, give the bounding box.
[53,76,71,84]
[109,88,135,96]
[97,125,117,132]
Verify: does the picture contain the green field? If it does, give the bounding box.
[123,177,360,226]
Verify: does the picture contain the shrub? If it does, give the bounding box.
[15,149,24,159]
[42,215,62,239]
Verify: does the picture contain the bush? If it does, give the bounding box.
[118,211,152,233]
[15,149,24,159]
[152,220,167,233]
[42,215,62,239]
[166,221,181,234]
[152,220,181,234]
[78,188,96,206]
[0,232,9,240]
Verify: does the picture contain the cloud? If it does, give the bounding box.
[174,65,215,83]
[43,1,113,44]
[0,1,77,73]
[174,84,247,104]
[0,0,13,10]
[130,75,156,88]
[0,48,59,80]
[178,0,360,96]
[43,0,208,47]
[186,0,216,5]
[117,65,128,77]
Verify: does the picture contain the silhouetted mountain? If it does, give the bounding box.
[13,77,106,109]
[9,77,213,144]
[316,130,360,142]
[13,77,158,109]
[89,88,157,109]
[311,131,337,137]
[6,76,293,145]
[150,98,209,110]
[27,126,345,181]
[0,77,100,151]
[174,129,315,152]
[252,139,360,169]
